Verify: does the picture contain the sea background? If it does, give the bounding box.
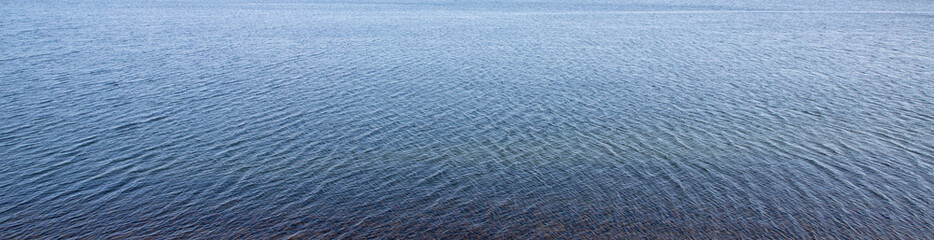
[2,0,934,238]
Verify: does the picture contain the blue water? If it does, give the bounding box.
[2,1,934,238]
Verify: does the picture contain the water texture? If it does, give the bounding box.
[2,1,934,239]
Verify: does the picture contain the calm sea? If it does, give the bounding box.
[2,1,933,238]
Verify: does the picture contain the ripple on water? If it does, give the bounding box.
[1,1,934,239]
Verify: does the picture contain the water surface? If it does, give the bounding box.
[2,1,934,238]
